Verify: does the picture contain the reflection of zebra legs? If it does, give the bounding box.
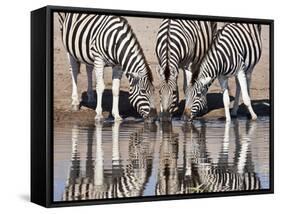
[94,122,104,187]
[232,120,260,190]
[186,120,261,192]
[180,124,204,194]
[236,120,257,174]
[156,124,180,195]
[112,121,121,166]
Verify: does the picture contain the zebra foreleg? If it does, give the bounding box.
[68,54,81,111]
[237,70,257,120]
[112,66,123,121]
[246,72,252,96]
[94,60,105,121]
[219,77,231,122]
[86,65,94,103]
[231,77,241,117]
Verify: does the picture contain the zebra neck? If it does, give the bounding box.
[122,50,152,86]
[198,51,219,84]
[124,60,147,78]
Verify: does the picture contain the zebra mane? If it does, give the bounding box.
[120,16,154,83]
[190,68,200,85]
[164,19,172,82]
[164,66,170,82]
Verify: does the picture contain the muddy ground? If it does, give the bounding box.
[53,13,270,124]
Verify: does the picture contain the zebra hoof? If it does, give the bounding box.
[251,114,257,120]
[72,104,80,111]
[114,115,123,121]
[95,114,104,121]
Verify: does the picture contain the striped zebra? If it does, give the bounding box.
[186,23,262,121]
[58,13,157,121]
[155,19,217,121]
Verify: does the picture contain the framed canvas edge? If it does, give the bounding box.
[31,5,274,208]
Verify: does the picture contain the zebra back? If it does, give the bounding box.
[156,19,217,80]
[195,23,262,82]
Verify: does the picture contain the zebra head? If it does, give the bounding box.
[127,70,157,121]
[186,80,209,120]
[190,95,208,119]
[158,66,179,122]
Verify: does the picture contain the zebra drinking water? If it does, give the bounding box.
[186,23,262,121]
[155,19,217,121]
[58,13,157,121]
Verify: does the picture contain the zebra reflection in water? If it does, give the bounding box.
[156,120,260,195]
[187,121,260,193]
[62,120,260,200]
[62,122,157,201]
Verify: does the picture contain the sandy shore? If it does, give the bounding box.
[53,13,270,123]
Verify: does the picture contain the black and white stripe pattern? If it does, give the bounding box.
[62,123,155,201]
[187,23,262,121]
[155,19,217,119]
[155,122,261,195]
[181,121,260,193]
[59,13,155,120]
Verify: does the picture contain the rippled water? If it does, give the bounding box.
[53,117,270,202]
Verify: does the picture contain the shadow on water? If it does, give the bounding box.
[174,93,270,117]
[54,117,270,201]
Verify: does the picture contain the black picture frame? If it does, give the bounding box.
[31,5,274,208]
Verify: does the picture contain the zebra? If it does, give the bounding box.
[58,13,157,121]
[186,23,262,121]
[155,19,217,121]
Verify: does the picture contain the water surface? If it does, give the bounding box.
[54,117,270,201]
